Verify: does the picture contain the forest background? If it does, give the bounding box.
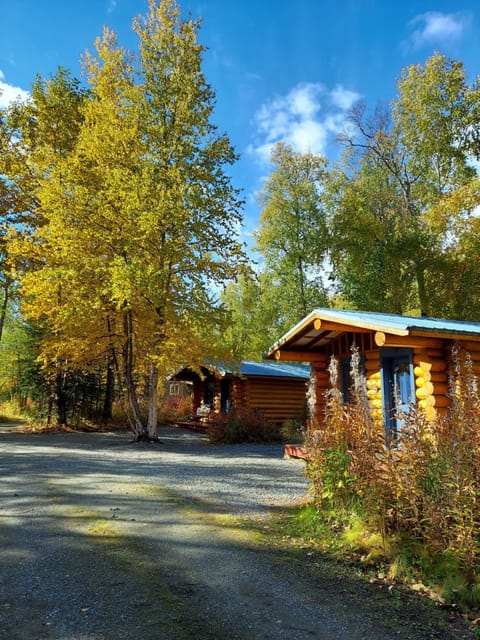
[1,0,480,438]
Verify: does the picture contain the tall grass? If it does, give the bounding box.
[305,345,480,608]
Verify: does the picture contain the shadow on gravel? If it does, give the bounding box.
[0,427,476,640]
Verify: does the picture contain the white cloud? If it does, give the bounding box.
[408,12,470,49]
[0,70,29,108]
[249,82,360,163]
[330,85,360,111]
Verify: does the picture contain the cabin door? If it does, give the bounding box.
[381,349,415,439]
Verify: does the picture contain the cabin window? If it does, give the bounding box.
[169,382,180,396]
[381,348,415,439]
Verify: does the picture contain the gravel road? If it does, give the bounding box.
[0,424,475,640]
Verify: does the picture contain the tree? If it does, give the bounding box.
[13,0,245,439]
[335,53,480,316]
[255,143,330,329]
[1,69,86,343]
[220,270,292,361]
[327,157,419,314]
[1,69,88,423]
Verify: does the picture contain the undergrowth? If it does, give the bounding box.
[303,345,480,612]
[207,408,282,444]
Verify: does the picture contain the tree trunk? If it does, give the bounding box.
[146,364,159,440]
[54,372,68,426]
[0,281,10,343]
[102,358,115,422]
[107,312,147,439]
[415,260,428,317]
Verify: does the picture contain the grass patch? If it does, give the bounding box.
[251,500,480,617]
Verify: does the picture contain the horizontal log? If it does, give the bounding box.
[416,382,434,399]
[414,366,432,380]
[415,376,429,388]
[418,396,436,409]
[421,349,447,358]
[412,359,447,372]
[249,383,309,391]
[448,339,480,351]
[314,319,371,333]
[432,394,450,408]
[274,350,327,363]
[312,368,330,377]
[453,348,480,359]
[430,371,449,383]
[466,366,480,377]
[248,398,307,406]
[248,394,307,407]
[434,381,451,395]
[375,332,444,349]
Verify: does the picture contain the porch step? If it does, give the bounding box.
[284,444,309,460]
[174,421,210,434]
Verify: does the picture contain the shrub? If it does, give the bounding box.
[157,394,192,424]
[279,418,305,443]
[305,345,480,608]
[207,408,282,444]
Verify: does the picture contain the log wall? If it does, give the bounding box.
[244,376,309,425]
[310,356,329,424]
[364,350,383,428]
[412,347,448,420]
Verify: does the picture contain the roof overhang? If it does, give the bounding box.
[264,309,480,361]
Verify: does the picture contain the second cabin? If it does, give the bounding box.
[264,308,480,438]
[171,360,311,426]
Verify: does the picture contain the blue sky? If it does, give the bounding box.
[1,1,479,249]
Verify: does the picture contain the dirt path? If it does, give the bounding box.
[0,425,475,639]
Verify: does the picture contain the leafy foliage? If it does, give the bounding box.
[306,347,480,608]
[7,0,245,437]
[207,408,282,444]
[332,54,480,317]
[255,142,330,325]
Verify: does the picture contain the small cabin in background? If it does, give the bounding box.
[264,309,480,437]
[170,361,310,426]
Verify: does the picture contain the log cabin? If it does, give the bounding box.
[264,309,480,438]
[170,361,311,426]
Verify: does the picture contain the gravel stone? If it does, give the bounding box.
[0,424,475,640]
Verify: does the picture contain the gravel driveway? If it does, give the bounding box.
[0,424,475,639]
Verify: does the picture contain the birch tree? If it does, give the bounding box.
[335,53,480,317]
[13,0,245,439]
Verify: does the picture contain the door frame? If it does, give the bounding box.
[380,348,415,439]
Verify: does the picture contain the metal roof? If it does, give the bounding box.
[172,360,311,380]
[265,308,480,358]
[238,361,310,379]
[305,309,480,335]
